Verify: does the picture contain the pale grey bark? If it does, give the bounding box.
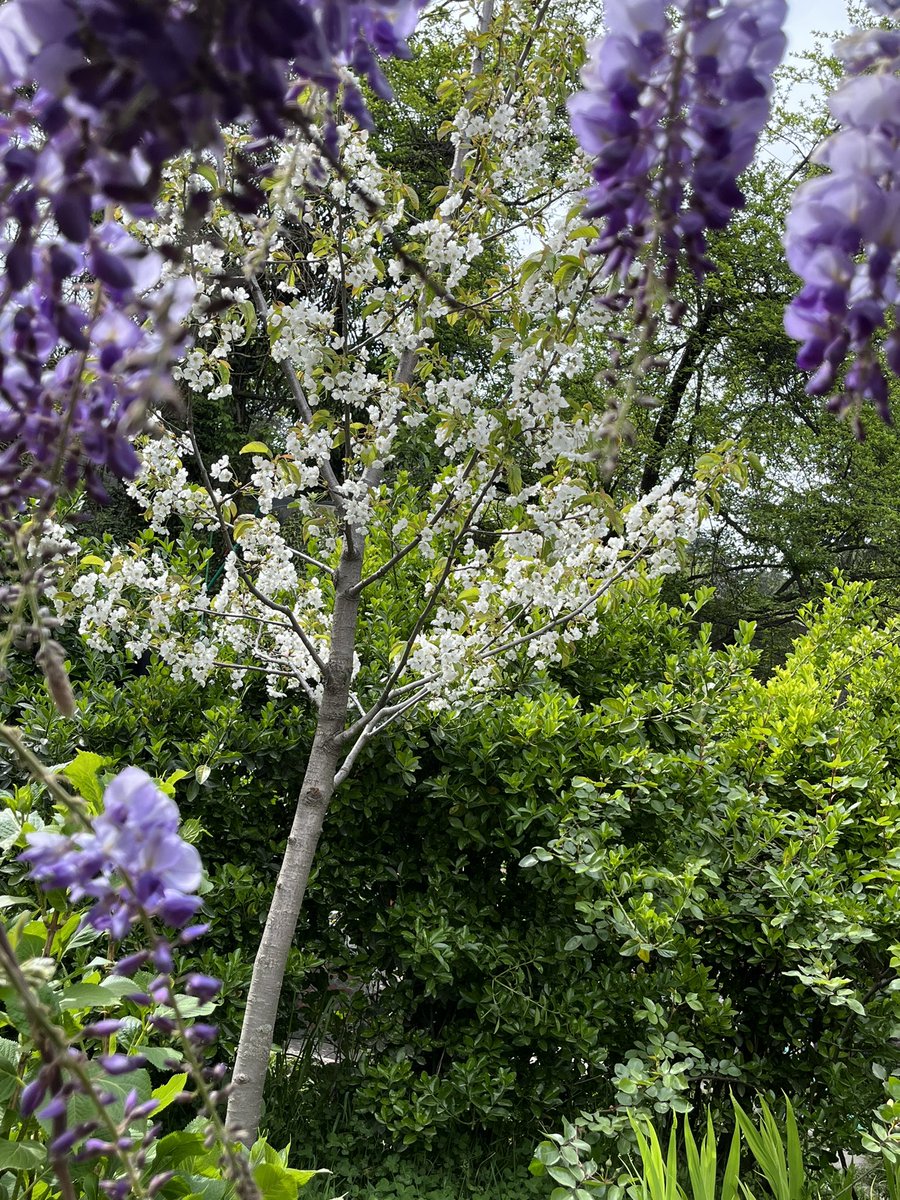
[226,537,364,1141]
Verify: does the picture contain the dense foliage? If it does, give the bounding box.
[2,0,900,1196]
[266,580,900,1163]
[8,580,900,1175]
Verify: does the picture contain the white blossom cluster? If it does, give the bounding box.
[63,424,704,710]
[124,432,217,533]
[449,92,555,198]
[402,473,701,711]
[57,16,717,722]
[69,429,329,695]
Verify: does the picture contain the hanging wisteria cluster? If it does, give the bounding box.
[0,0,422,514]
[568,0,900,413]
[0,766,241,1199]
[567,0,788,305]
[21,767,204,935]
[783,20,900,419]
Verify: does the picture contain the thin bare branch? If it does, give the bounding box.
[334,688,430,785]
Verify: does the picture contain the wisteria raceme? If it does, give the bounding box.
[782,11,900,421]
[0,0,423,516]
[0,214,193,510]
[21,766,203,935]
[0,0,423,191]
[9,765,230,1197]
[567,0,787,302]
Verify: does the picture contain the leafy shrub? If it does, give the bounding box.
[8,580,900,1165]
[270,581,900,1161]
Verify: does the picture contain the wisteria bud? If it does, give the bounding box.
[36,640,76,718]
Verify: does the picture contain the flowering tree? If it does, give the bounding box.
[47,0,747,1139]
[0,0,898,1163]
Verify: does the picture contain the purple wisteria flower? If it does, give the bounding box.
[21,767,203,937]
[0,214,193,510]
[0,0,424,173]
[10,764,229,1197]
[568,0,787,302]
[783,15,900,420]
[0,0,424,515]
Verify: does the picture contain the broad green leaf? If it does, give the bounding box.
[181,1176,229,1200]
[65,1066,152,1130]
[150,1130,208,1172]
[151,1072,188,1115]
[0,1139,46,1171]
[140,1046,184,1070]
[0,1039,20,1106]
[60,751,109,807]
[193,163,219,189]
[253,1161,298,1200]
[58,982,128,1010]
[288,1169,327,1187]
[0,810,21,851]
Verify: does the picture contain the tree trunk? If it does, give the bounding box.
[226,0,498,1137]
[225,537,364,1141]
[639,298,717,496]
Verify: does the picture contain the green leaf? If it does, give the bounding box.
[59,751,110,807]
[234,515,256,541]
[156,994,216,1021]
[150,1130,208,1173]
[254,1161,299,1200]
[160,769,190,797]
[151,1072,188,1116]
[286,1169,326,1188]
[193,163,219,189]
[548,1164,579,1187]
[140,1046,184,1070]
[0,1040,20,1107]
[0,1139,46,1172]
[506,461,523,497]
[239,300,258,341]
[58,982,129,1010]
[722,1123,742,1200]
[0,809,21,850]
[65,1066,152,1130]
[181,1175,229,1200]
[240,442,272,457]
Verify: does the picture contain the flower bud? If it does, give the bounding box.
[20,1077,47,1117]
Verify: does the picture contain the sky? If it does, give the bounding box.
[783,0,853,51]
